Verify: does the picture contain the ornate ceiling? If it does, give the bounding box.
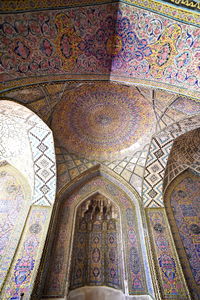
[0,3,199,300]
[51,82,155,160]
[0,0,199,98]
[0,0,199,207]
[163,128,200,192]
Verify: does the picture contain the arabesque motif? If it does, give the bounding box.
[43,177,148,297]
[165,171,200,299]
[54,13,81,71]
[146,24,181,78]
[147,209,189,299]
[0,3,199,96]
[1,206,50,299]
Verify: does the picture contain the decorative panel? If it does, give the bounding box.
[70,195,122,290]
[43,176,148,297]
[165,170,200,299]
[0,163,31,290]
[146,208,190,299]
[0,206,51,300]
[143,115,200,207]
[0,2,199,98]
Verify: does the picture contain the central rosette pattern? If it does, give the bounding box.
[51,83,154,160]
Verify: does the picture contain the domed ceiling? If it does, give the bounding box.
[163,128,200,194]
[51,82,156,160]
[167,128,200,168]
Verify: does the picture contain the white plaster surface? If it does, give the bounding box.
[67,286,154,300]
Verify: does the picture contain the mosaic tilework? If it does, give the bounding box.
[137,87,186,134]
[138,86,200,134]
[2,82,196,155]
[113,3,199,95]
[1,0,199,25]
[158,108,186,132]
[0,2,199,97]
[4,82,200,203]
[70,195,123,290]
[126,0,200,25]
[0,164,30,291]
[163,128,200,193]
[51,83,155,160]
[171,97,200,116]
[43,177,148,297]
[2,83,200,209]
[0,206,51,300]
[165,171,200,299]
[28,117,56,206]
[143,115,200,207]
[0,81,82,123]
[0,101,56,206]
[160,0,200,11]
[56,143,149,196]
[146,208,190,299]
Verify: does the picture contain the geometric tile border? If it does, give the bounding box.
[0,0,199,27]
[146,208,190,299]
[143,115,200,207]
[29,116,56,206]
[56,143,149,197]
[0,100,56,206]
[163,129,200,194]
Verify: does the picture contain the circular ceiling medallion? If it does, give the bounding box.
[51,83,155,160]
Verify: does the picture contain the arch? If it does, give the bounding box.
[143,115,200,207]
[164,169,200,299]
[69,193,124,292]
[0,100,56,206]
[0,100,56,299]
[163,128,200,194]
[40,167,155,299]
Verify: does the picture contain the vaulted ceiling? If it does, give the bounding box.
[0,0,199,205]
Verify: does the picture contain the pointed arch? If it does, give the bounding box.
[40,166,155,299]
[0,100,56,299]
[164,169,200,299]
[163,128,200,194]
[0,100,56,206]
[143,115,200,207]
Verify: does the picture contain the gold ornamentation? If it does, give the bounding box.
[146,25,182,78]
[54,13,81,72]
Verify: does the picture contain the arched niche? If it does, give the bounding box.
[164,169,200,299]
[163,128,200,194]
[69,193,124,292]
[41,168,155,300]
[143,115,200,207]
[0,161,31,289]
